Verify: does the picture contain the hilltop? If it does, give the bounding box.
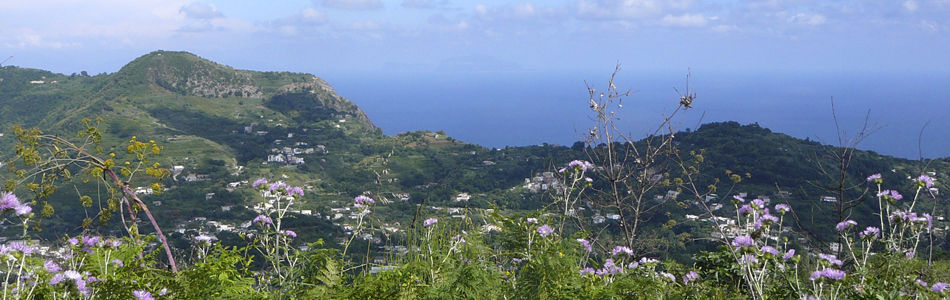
[0,52,946,262]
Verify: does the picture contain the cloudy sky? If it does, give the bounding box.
[2,0,948,75]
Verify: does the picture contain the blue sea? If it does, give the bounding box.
[322,70,950,160]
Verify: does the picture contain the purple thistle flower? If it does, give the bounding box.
[133,290,155,300]
[760,246,779,256]
[917,279,929,287]
[932,282,949,292]
[660,272,676,281]
[288,186,304,197]
[577,238,592,252]
[280,230,297,238]
[253,215,273,225]
[423,218,438,227]
[252,178,268,188]
[867,173,882,183]
[836,220,857,232]
[44,260,61,273]
[269,181,287,192]
[819,253,843,266]
[755,214,779,229]
[112,259,124,267]
[751,199,765,208]
[810,268,846,281]
[732,195,745,203]
[917,175,935,188]
[81,236,100,247]
[783,249,796,260]
[860,227,881,239]
[49,273,64,285]
[740,254,758,264]
[774,204,791,214]
[611,246,633,257]
[0,192,20,211]
[731,235,755,248]
[13,203,31,216]
[568,160,594,172]
[921,213,934,229]
[737,205,753,216]
[194,235,216,244]
[354,195,375,205]
[67,238,79,246]
[683,271,699,285]
[537,224,555,237]
[580,267,596,275]
[878,190,903,202]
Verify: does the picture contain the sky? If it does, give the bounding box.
[2,0,949,75]
[2,1,950,159]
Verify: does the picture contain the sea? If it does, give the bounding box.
[322,70,950,160]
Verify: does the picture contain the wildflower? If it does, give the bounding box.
[585,177,593,183]
[810,268,846,281]
[288,186,304,197]
[537,224,555,237]
[905,251,915,259]
[774,204,791,214]
[611,246,633,257]
[639,257,659,264]
[133,290,155,300]
[878,190,903,203]
[577,239,592,252]
[44,260,61,273]
[354,195,375,205]
[14,204,31,216]
[252,178,268,188]
[760,245,779,256]
[660,272,676,281]
[751,199,765,209]
[860,227,881,239]
[280,230,297,238]
[917,175,935,188]
[526,218,537,223]
[0,192,19,211]
[81,236,100,247]
[836,220,857,232]
[819,253,843,266]
[9,242,35,255]
[867,173,882,184]
[159,288,168,296]
[683,271,699,285]
[112,259,124,267]
[732,195,745,203]
[103,239,122,249]
[67,238,79,246]
[731,235,755,248]
[783,249,796,260]
[740,254,758,264]
[253,215,273,225]
[568,160,594,172]
[932,282,949,292]
[921,213,934,229]
[63,270,82,281]
[424,218,438,227]
[49,273,64,285]
[917,279,929,287]
[194,235,216,245]
[627,261,639,269]
[580,268,596,275]
[602,258,622,275]
[754,213,779,229]
[268,181,287,191]
[737,205,753,216]
[512,258,522,263]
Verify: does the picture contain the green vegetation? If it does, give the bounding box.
[0,52,948,299]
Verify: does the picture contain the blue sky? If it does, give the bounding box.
[2,0,949,75]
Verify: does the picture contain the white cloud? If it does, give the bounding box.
[179,2,224,19]
[662,13,708,27]
[904,1,919,12]
[788,13,826,26]
[322,0,384,10]
[300,7,329,24]
[1,27,81,49]
[574,0,664,20]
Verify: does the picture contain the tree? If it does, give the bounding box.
[6,118,178,272]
